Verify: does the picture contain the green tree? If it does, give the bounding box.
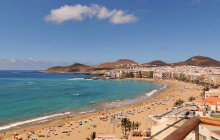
[174,99,184,107]
[203,87,209,91]
[121,118,132,136]
[132,121,135,130]
[86,132,96,140]
[200,91,205,99]
[135,122,141,130]
[189,96,196,102]
[200,87,209,99]
[195,80,200,84]
[182,77,186,81]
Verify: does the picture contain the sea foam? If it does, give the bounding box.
[68,78,92,80]
[68,78,85,80]
[0,112,70,131]
[146,89,158,97]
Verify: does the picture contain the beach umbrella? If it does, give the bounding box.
[18,135,22,140]
[27,132,31,135]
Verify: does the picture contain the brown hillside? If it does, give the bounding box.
[173,56,220,67]
[44,63,91,73]
[43,59,138,73]
[143,60,168,66]
[98,59,138,68]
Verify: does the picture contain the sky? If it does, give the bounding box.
[0,0,220,70]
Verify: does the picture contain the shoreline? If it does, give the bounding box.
[0,78,167,132]
[1,78,175,139]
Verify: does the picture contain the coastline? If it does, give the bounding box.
[1,78,202,140]
[0,78,172,138]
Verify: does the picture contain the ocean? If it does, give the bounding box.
[0,70,163,130]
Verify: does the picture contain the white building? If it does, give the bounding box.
[94,133,116,140]
[205,89,220,98]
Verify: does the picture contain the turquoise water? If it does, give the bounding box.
[0,70,161,127]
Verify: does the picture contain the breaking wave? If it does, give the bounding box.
[0,112,70,131]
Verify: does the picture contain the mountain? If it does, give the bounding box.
[98,59,138,68]
[43,56,220,74]
[43,59,138,74]
[173,56,220,67]
[43,63,91,73]
[115,59,138,64]
[143,60,168,67]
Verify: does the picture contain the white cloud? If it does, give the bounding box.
[26,58,34,62]
[45,4,138,24]
[10,59,16,63]
[110,10,138,24]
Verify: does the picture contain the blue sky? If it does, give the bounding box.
[0,0,220,69]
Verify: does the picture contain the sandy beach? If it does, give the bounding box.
[0,79,202,140]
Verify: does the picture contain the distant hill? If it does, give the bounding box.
[173,56,220,67]
[43,63,91,73]
[43,56,220,74]
[143,60,168,67]
[43,59,139,74]
[98,59,138,68]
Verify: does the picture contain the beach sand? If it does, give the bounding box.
[0,79,202,140]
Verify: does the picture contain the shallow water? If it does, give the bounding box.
[0,70,162,127]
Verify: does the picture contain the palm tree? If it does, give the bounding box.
[135,122,141,130]
[121,118,132,136]
[189,96,196,102]
[200,91,205,99]
[204,87,209,91]
[132,121,135,130]
[86,132,96,140]
[174,99,184,107]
